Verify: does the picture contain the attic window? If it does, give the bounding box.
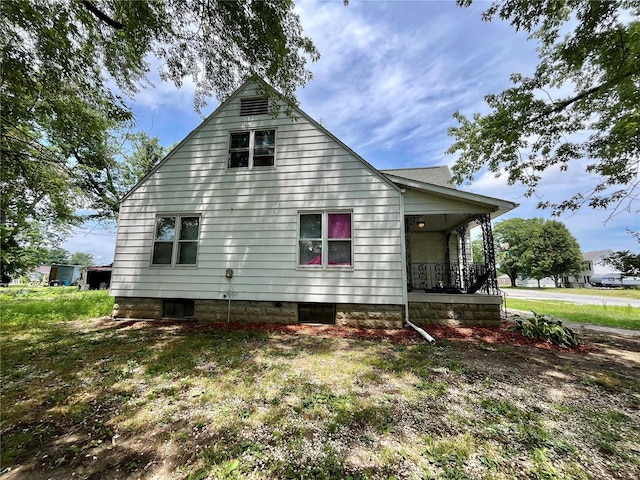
[229,129,276,168]
[240,97,268,116]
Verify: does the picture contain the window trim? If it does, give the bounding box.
[151,214,201,267]
[297,210,353,270]
[228,129,277,170]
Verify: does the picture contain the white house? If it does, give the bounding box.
[111,79,517,328]
[564,250,614,288]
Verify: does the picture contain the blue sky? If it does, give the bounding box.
[63,0,639,264]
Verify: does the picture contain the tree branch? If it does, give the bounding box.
[81,1,124,30]
[527,69,638,125]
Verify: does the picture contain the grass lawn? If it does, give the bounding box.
[501,286,640,300]
[1,286,114,325]
[505,298,640,331]
[1,290,639,479]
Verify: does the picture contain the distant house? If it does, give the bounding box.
[48,264,82,286]
[110,79,517,328]
[566,250,614,288]
[516,275,556,288]
[26,265,51,284]
[515,249,617,288]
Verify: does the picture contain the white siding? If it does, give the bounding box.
[410,232,460,264]
[403,188,494,215]
[111,82,404,305]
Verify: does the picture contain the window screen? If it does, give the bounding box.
[299,214,322,265]
[152,217,176,264]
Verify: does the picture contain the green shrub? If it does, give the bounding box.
[508,312,580,348]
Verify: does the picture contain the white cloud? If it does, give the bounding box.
[295,0,540,167]
[76,1,637,261]
[131,55,201,113]
[462,162,639,252]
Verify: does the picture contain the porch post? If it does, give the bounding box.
[404,216,419,292]
[456,224,469,290]
[444,232,452,286]
[475,213,499,295]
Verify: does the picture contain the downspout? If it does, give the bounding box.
[398,188,436,345]
[406,319,436,345]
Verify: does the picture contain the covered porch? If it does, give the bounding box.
[404,212,503,326]
[381,167,517,327]
[404,212,499,296]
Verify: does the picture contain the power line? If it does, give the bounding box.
[70,229,116,237]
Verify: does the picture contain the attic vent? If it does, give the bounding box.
[240,97,268,116]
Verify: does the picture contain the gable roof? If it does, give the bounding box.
[119,77,518,221]
[381,167,455,189]
[582,250,612,261]
[120,77,399,204]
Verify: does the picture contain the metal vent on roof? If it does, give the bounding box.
[240,97,268,116]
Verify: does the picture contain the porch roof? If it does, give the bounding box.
[384,173,518,219]
[382,166,455,189]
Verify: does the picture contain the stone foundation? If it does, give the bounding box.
[408,293,502,327]
[113,295,501,328]
[195,300,298,324]
[113,297,162,320]
[336,304,404,329]
[113,297,404,328]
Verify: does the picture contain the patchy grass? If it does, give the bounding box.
[505,298,640,330]
[1,310,639,478]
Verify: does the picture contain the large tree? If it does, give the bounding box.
[1,0,318,279]
[493,217,544,287]
[448,0,640,216]
[493,217,582,287]
[69,252,95,267]
[528,220,583,287]
[86,131,167,221]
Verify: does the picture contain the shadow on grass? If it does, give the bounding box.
[1,319,639,479]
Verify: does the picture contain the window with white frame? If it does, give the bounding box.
[298,212,352,267]
[152,215,200,266]
[228,129,276,169]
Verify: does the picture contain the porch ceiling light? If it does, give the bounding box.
[417,219,425,228]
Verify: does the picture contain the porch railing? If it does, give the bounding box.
[410,262,498,295]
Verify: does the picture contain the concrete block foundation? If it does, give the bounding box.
[113,294,502,328]
[408,293,502,327]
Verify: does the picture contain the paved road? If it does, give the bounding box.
[503,288,640,308]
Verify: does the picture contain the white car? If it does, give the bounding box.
[589,273,640,288]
